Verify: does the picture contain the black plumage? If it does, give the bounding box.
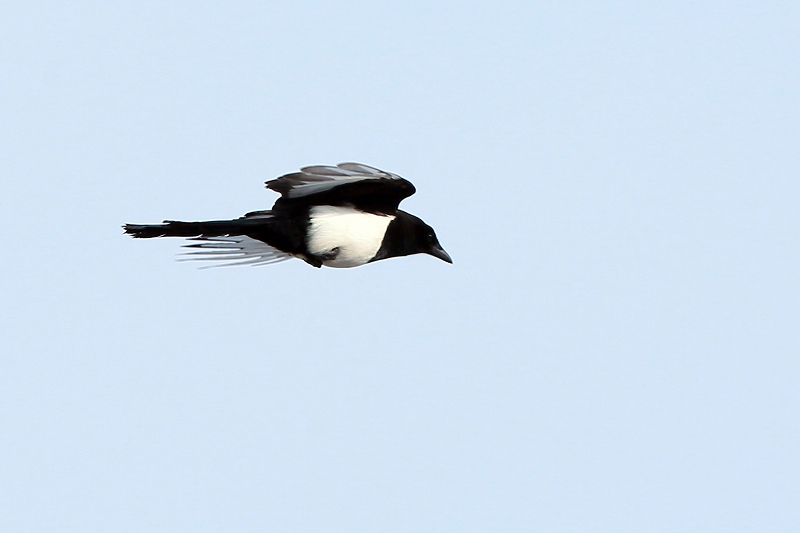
[124,162,451,269]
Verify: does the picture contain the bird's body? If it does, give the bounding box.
[124,163,451,268]
[305,206,394,268]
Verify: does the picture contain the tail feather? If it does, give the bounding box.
[123,218,263,239]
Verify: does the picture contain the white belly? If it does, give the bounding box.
[307,206,394,268]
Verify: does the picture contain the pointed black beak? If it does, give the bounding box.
[428,244,453,264]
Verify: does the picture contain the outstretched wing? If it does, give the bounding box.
[179,236,293,268]
[266,162,416,215]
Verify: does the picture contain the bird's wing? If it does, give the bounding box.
[266,162,416,214]
[179,236,293,268]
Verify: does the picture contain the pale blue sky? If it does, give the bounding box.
[1,1,798,531]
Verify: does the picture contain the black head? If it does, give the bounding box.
[412,216,452,264]
[372,211,452,264]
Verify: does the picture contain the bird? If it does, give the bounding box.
[123,162,452,269]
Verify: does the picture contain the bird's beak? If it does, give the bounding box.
[428,244,453,264]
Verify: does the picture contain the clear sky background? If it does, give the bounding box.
[1,1,798,531]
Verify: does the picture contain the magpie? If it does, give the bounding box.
[124,162,452,268]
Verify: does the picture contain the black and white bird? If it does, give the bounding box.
[124,162,452,268]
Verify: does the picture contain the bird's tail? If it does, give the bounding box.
[123,218,267,239]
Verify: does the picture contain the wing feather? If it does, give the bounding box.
[265,162,416,214]
[178,236,293,269]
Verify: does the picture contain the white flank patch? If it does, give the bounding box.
[179,236,293,268]
[307,206,394,268]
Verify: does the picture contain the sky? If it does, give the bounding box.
[1,1,798,531]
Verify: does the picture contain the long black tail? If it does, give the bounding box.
[123,218,268,239]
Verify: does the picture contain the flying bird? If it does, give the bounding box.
[124,163,452,268]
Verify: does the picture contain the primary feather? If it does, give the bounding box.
[267,162,411,199]
[179,236,292,268]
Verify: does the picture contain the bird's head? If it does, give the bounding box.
[413,220,452,264]
[371,211,452,265]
